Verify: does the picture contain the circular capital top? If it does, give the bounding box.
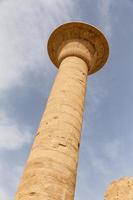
[47,22,109,75]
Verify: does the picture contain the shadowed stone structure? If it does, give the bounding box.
[104,177,133,200]
[15,22,109,200]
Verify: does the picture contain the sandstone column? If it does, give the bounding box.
[15,22,109,200]
[104,177,133,200]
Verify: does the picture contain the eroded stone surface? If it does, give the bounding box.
[48,22,109,74]
[15,22,109,200]
[15,57,88,200]
[104,177,133,200]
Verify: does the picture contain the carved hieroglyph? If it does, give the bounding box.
[104,177,133,200]
[15,22,109,200]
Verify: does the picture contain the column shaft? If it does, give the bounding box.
[15,56,88,200]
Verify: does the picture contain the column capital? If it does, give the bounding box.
[47,22,109,75]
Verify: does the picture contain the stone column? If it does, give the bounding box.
[104,177,133,200]
[15,22,109,200]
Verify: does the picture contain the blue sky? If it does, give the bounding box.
[0,0,133,199]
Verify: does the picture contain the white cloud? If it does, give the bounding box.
[0,159,24,200]
[0,1,76,199]
[86,145,111,177]
[98,0,112,37]
[0,0,75,149]
[0,188,9,200]
[0,0,74,92]
[0,111,32,150]
[0,0,76,150]
[104,139,120,160]
[85,78,108,115]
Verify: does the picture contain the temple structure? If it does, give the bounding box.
[15,22,109,200]
[104,177,133,200]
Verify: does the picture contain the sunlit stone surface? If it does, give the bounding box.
[15,22,109,200]
[105,177,133,200]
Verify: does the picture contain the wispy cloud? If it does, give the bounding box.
[104,139,121,160]
[0,0,76,151]
[0,0,74,92]
[0,160,23,200]
[0,0,77,199]
[0,111,32,150]
[0,188,9,200]
[98,0,112,37]
[86,78,108,115]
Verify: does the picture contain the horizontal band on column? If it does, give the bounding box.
[46,99,84,113]
[43,110,82,123]
[36,127,80,141]
[43,105,83,121]
[54,76,86,88]
[31,145,79,160]
[39,118,81,133]
[59,61,88,75]
[49,86,86,101]
[27,150,78,171]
